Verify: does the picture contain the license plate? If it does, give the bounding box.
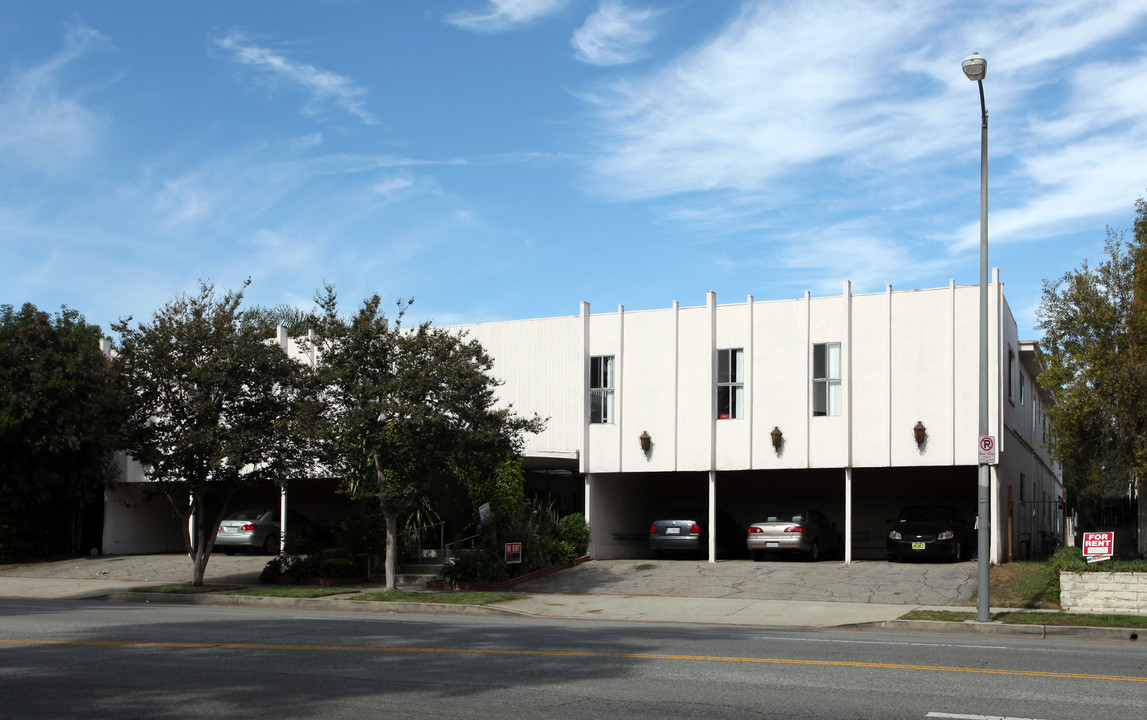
[766,542,779,548]
[665,527,680,534]
[911,542,926,550]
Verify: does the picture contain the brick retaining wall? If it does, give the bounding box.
[1059,572,1146,614]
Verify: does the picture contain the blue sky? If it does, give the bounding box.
[3,1,1147,341]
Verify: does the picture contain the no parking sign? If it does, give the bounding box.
[978,436,996,465]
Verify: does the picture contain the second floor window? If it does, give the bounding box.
[590,355,615,424]
[717,348,744,419]
[813,342,841,417]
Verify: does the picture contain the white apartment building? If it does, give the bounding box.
[447,272,1062,564]
[101,272,1062,564]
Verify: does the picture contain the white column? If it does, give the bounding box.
[746,294,754,469]
[843,280,853,566]
[844,467,853,565]
[616,305,625,470]
[585,473,595,558]
[579,301,590,475]
[279,486,288,555]
[708,470,717,563]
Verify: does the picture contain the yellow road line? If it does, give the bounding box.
[2,639,1144,683]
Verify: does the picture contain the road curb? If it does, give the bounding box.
[850,618,1141,641]
[103,591,524,618]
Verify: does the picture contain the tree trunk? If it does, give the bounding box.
[384,507,399,591]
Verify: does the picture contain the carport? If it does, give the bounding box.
[586,466,977,562]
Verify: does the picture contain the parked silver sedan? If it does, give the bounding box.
[746,508,842,561]
[215,508,324,555]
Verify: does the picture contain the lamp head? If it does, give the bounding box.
[962,53,987,82]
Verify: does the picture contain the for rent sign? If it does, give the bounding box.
[1082,532,1114,563]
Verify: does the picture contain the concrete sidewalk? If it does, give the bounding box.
[0,554,1139,640]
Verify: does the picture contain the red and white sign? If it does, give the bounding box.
[977,436,996,465]
[505,542,522,564]
[1082,532,1114,562]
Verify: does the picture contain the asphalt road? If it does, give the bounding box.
[2,598,1144,719]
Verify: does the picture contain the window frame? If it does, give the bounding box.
[1008,347,1016,404]
[716,348,744,420]
[589,355,615,424]
[812,342,842,417]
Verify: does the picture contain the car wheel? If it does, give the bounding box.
[653,549,664,560]
[887,552,898,563]
[222,548,235,556]
[807,541,820,562]
[263,534,279,555]
[952,541,963,563]
[751,550,764,562]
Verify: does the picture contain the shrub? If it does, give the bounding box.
[259,548,364,583]
[441,501,587,584]
[556,513,590,556]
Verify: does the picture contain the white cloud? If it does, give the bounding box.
[214,29,375,124]
[579,0,1147,271]
[372,173,416,198]
[0,22,111,174]
[572,1,659,66]
[445,0,567,33]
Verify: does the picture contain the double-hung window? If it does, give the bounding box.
[812,342,841,417]
[590,355,615,424]
[717,348,744,419]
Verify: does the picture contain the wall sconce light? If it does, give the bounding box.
[770,426,783,451]
[913,421,927,448]
[639,431,652,453]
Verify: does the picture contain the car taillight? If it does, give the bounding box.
[690,523,701,535]
[747,527,763,534]
[649,523,657,534]
[783,526,804,533]
[240,523,257,532]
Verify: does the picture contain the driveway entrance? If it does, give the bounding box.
[515,558,978,607]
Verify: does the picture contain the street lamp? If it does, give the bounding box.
[963,52,991,623]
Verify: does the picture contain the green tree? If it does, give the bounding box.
[0,304,123,559]
[313,288,544,590]
[1036,195,1147,507]
[245,303,321,338]
[112,281,319,584]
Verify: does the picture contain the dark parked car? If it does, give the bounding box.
[746,508,842,561]
[886,505,970,562]
[649,508,742,559]
[215,508,328,555]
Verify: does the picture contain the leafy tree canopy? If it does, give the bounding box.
[112,280,320,583]
[1037,195,1147,501]
[0,303,123,558]
[313,287,544,590]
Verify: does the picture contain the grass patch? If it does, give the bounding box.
[994,611,1147,628]
[353,591,521,605]
[900,609,1147,629]
[229,587,359,599]
[986,561,1060,609]
[129,584,246,594]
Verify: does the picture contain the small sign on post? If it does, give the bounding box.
[1082,532,1114,563]
[505,542,522,564]
[977,436,996,465]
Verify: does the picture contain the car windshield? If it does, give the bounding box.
[897,507,956,523]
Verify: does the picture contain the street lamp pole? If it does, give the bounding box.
[963,52,991,623]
